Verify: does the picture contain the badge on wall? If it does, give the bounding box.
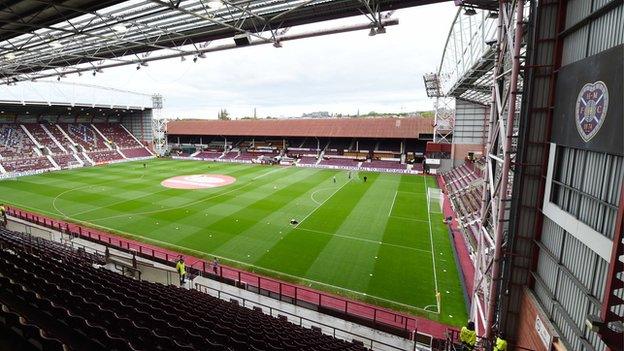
[575,81,608,142]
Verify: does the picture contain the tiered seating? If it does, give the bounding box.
[196,150,222,159]
[0,230,369,351]
[237,152,258,161]
[53,154,81,169]
[88,150,123,164]
[61,124,104,152]
[221,151,239,160]
[318,158,359,168]
[94,124,141,148]
[0,124,38,159]
[298,156,318,165]
[442,163,480,194]
[441,161,484,240]
[76,153,93,166]
[360,159,405,170]
[1,157,52,173]
[45,124,76,152]
[120,147,152,159]
[22,124,65,155]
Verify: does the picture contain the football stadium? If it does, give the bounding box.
[0,1,622,351]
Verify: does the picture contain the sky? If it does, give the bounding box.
[9,2,458,119]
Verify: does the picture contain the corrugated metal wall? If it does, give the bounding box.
[562,0,624,66]
[121,110,153,143]
[551,148,623,239]
[536,218,610,351]
[530,2,623,349]
[452,99,488,144]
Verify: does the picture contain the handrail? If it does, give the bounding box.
[194,282,420,351]
[5,206,447,340]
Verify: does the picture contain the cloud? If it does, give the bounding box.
[12,3,457,118]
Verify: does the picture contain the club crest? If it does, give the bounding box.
[575,81,608,142]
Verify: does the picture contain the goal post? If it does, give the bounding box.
[427,187,444,214]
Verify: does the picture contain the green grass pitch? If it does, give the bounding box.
[0,159,467,325]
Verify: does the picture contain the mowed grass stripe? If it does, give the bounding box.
[366,174,436,311]
[256,173,380,278]
[303,173,400,292]
[81,165,292,239]
[175,168,334,257]
[208,169,338,262]
[72,163,268,221]
[0,160,467,326]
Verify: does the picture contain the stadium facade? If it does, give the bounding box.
[434,1,623,350]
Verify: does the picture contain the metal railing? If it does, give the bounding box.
[6,206,444,342]
[195,282,425,351]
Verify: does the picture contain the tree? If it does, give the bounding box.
[218,109,230,120]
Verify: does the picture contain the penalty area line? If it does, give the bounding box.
[296,178,352,228]
[424,176,440,314]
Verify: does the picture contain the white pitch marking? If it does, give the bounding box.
[388,191,398,217]
[296,178,352,228]
[295,227,432,254]
[424,176,440,314]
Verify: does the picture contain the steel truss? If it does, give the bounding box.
[471,0,528,339]
[427,6,499,145]
[0,0,422,83]
[151,94,167,156]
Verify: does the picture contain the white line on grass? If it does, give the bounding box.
[296,178,352,228]
[388,191,398,217]
[52,165,151,218]
[388,215,430,223]
[310,187,338,205]
[295,227,432,253]
[2,190,440,314]
[72,219,436,313]
[85,166,290,222]
[424,176,440,314]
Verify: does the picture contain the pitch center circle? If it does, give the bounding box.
[161,174,236,189]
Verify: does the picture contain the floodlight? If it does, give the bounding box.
[488,11,498,19]
[4,53,15,60]
[376,26,386,34]
[50,41,63,48]
[368,27,376,36]
[464,8,477,16]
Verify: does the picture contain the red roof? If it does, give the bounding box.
[167,117,433,139]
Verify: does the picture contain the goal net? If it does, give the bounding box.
[427,188,443,214]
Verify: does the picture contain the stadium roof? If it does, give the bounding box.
[0,0,455,83]
[167,117,433,139]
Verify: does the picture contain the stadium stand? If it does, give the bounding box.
[0,228,370,351]
[94,123,140,148]
[22,124,65,155]
[44,124,78,152]
[360,160,405,171]
[120,147,152,159]
[88,150,124,164]
[196,150,223,159]
[60,124,105,152]
[167,118,430,174]
[52,153,81,168]
[0,124,39,159]
[0,121,153,175]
